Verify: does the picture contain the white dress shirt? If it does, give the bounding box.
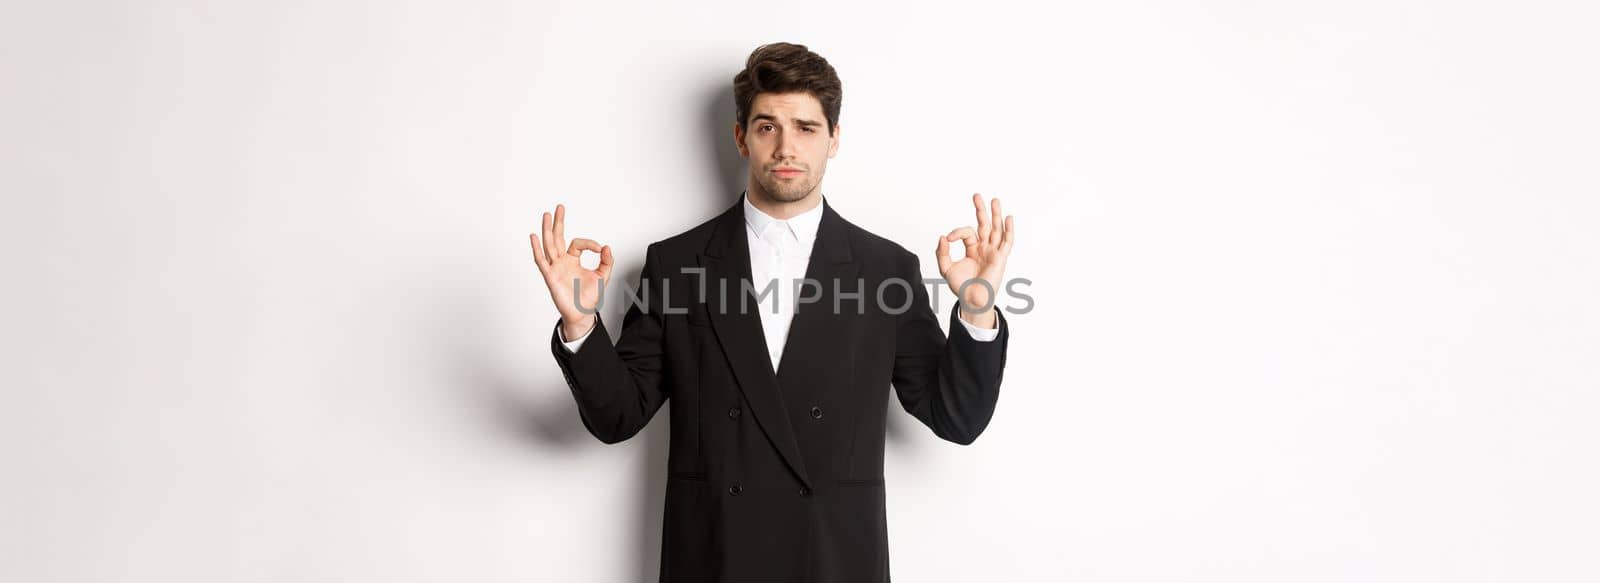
[558,194,999,369]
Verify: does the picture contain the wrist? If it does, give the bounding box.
[561,313,596,340]
[957,306,997,329]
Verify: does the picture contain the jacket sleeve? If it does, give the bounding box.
[550,243,670,444]
[890,252,1011,445]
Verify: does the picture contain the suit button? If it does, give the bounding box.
[729,483,743,496]
[799,486,812,497]
[810,406,823,419]
[728,407,741,420]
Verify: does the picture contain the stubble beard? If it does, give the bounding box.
[756,169,821,203]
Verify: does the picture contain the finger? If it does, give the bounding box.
[1000,214,1015,253]
[972,193,990,244]
[989,197,1004,246]
[542,211,563,263]
[529,232,548,269]
[567,237,602,257]
[935,234,952,275]
[553,203,567,255]
[596,245,615,281]
[946,226,978,256]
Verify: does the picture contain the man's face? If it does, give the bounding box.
[735,92,840,203]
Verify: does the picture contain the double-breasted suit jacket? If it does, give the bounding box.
[550,193,1011,582]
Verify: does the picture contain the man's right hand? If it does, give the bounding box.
[529,203,614,341]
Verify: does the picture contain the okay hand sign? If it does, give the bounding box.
[529,203,614,339]
[936,193,1015,327]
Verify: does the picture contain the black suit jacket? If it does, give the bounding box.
[551,192,1010,583]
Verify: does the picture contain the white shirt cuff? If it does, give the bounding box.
[956,310,1000,342]
[558,319,595,352]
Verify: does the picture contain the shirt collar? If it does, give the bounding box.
[742,190,825,243]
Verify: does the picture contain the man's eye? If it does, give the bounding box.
[802,127,815,133]
[761,125,774,132]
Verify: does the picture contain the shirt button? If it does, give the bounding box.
[729,483,743,496]
[728,407,741,420]
[810,406,823,419]
[799,486,812,497]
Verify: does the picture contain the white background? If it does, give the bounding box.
[3,1,1598,581]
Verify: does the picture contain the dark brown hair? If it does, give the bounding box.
[733,42,842,135]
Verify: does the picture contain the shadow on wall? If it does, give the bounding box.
[469,78,748,583]
[706,81,745,198]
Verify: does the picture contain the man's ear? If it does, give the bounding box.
[733,122,748,158]
[827,123,841,159]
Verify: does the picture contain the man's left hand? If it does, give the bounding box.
[936,192,1015,330]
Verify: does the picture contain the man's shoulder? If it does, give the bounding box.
[641,210,725,264]
[839,215,918,264]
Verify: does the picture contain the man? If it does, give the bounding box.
[528,42,1016,583]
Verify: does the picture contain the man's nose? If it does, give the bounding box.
[773,133,795,158]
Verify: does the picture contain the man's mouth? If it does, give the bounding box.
[772,168,804,178]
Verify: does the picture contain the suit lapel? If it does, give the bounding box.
[698,192,856,492]
[775,197,857,380]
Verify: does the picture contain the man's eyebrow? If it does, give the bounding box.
[749,113,824,127]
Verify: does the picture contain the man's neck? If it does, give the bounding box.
[746,184,822,220]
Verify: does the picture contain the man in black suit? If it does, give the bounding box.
[528,42,1015,583]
